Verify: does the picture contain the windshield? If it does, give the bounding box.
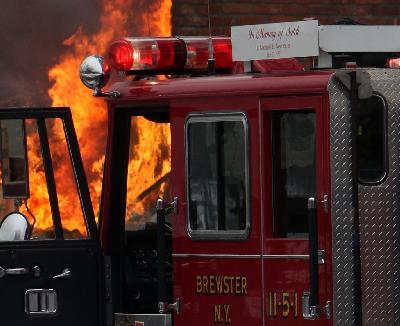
[0,117,89,241]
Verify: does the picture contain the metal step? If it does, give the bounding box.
[115,313,171,326]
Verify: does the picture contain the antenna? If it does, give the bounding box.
[207,0,215,74]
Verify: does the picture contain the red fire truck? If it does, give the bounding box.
[1,20,400,326]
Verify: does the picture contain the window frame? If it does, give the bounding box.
[185,112,251,241]
[0,108,97,243]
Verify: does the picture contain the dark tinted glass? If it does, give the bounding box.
[272,111,316,238]
[187,119,247,232]
[357,95,387,184]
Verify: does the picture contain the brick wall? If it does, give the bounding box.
[172,0,400,36]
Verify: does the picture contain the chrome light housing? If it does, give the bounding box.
[79,55,110,90]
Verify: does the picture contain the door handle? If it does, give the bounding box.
[52,268,72,279]
[5,267,29,275]
[0,265,40,278]
[304,197,319,319]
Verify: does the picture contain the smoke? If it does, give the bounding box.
[0,0,100,106]
[0,0,172,107]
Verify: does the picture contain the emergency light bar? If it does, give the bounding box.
[79,21,400,97]
[108,37,233,74]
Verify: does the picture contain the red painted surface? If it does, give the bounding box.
[101,71,334,324]
[170,96,261,325]
[174,258,262,325]
[261,96,331,326]
[107,71,332,104]
[170,95,261,255]
[99,108,115,252]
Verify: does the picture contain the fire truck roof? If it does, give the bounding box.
[106,71,333,105]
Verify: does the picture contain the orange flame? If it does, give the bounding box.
[23,0,172,235]
[125,117,171,229]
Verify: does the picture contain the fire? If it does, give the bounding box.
[22,0,172,235]
[125,117,171,230]
[24,126,52,236]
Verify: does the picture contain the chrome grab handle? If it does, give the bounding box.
[0,265,40,278]
[52,268,72,279]
[6,268,29,275]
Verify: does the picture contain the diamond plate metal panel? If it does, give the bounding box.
[328,76,356,326]
[358,69,400,325]
[329,69,400,326]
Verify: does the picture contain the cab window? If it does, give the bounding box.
[0,118,89,241]
[272,111,316,238]
[186,113,250,240]
[357,94,387,184]
[124,116,171,231]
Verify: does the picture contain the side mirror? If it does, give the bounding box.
[80,55,110,90]
[0,120,29,199]
[0,212,29,241]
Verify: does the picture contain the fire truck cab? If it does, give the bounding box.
[2,20,400,326]
[82,21,399,326]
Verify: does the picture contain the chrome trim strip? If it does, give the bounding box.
[172,253,315,259]
[267,250,325,263]
[263,254,309,259]
[172,253,260,259]
[258,103,265,326]
[173,251,326,264]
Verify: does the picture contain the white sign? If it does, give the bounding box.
[231,20,319,61]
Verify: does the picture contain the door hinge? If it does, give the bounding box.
[318,194,329,214]
[156,197,178,215]
[302,292,331,320]
[158,298,180,315]
[322,301,331,320]
[104,256,113,326]
[318,250,325,264]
